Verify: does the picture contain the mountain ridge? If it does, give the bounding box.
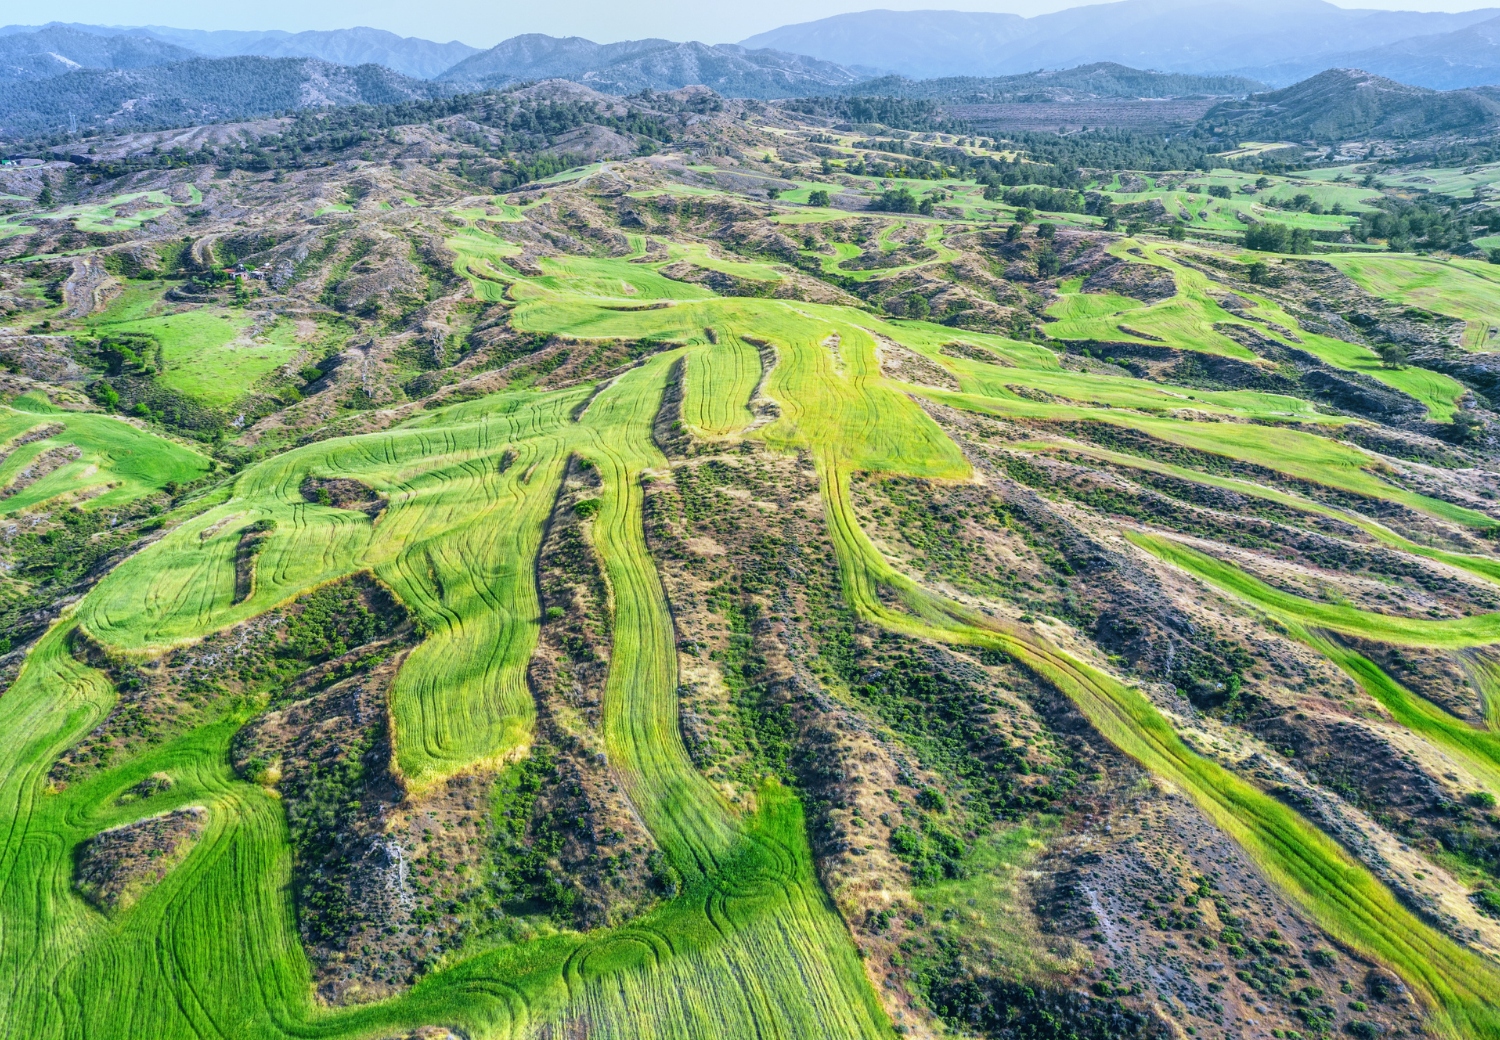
[1243,14,1500,90]
[1201,66,1500,140]
[0,55,434,138]
[438,35,869,98]
[0,23,479,80]
[742,1,1500,85]
[842,63,1266,102]
[0,26,196,82]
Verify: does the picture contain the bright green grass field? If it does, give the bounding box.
[1327,253,1500,351]
[1044,240,1468,420]
[665,242,783,282]
[8,225,1500,1040]
[0,394,209,512]
[1129,532,1500,795]
[97,309,305,407]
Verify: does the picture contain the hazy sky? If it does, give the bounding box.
[5,0,1497,48]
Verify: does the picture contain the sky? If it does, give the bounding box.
[4,0,1497,48]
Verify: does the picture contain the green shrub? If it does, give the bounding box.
[869,187,917,213]
[1002,186,1084,213]
[915,787,946,812]
[1476,889,1500,917]
[1245,222,1312,254]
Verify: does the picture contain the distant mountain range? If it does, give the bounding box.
[436,35,869,97]
[741,0,1500,87]
[7,3,1500,99]
[9,5,1500,143]
[1251,14,1500,90]
[0,23,478,80]
[0,26,196,81]
[0,56,432,137]
[846,63,1266,103]
[135,26,479,80]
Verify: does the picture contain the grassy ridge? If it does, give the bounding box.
[926,386,1495,530]
[0,397,210,513]
[1128,532,1500,792]
[1015,438,1500,584]
[815,477,1500,1040]
[659,295,1500,1038]
[7,221,1500,1038]
[1131,533,1500,649]
[1043,241,1468,419]
[574,353,740,872]
[681,335,760,439]
[21,300,891,1035]
[1329,254,1500,352]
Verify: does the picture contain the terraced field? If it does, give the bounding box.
[7,92,1500,1040]
[0,240,1484,1036]
[0,187,201,238]
[1327,254,1500,350]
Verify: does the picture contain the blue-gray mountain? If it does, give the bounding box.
[0,57,432,138]
[741,0,1500,86]
[841,63,1266,103]
[436,36,869,97]
[13,4,1500,93]
[124,26,480,81]
[1248,15,1500,91]
[0,26,197,82]
[1203,67,1500,141]
[0,23,477,80]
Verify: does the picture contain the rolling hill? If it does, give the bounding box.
[0,80,1499,1040]
[1201,67,1500,141]
[842,63,1265,102]
[0,56,434,138]
[0,52,1500,1040]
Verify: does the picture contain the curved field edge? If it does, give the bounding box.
[507,277,1500,1037]
[819,468,1500,1040]
[0,621,888,1040]
[0,351,892,1038]
[3,240,1499,1039]
[1127,531,1500,793]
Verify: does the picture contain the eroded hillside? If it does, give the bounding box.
[0,83,1498,1040]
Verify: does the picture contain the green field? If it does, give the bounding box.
[1129,533,1500,792]
[0,188,199,237]
[97,309,308,407]
[1043,240,1470,419]
[0,394,210,511]
[1328,253,1500,350]
[9,128,1500,1040]
[5,233,1490,1036]
[1082,169,1375,236]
